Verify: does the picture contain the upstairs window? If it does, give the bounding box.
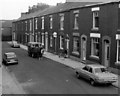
[92,7,100,30]
[60,14,64,30]
[42,17,44,30]
[35,18,38,30]
[30,20,32,31]
[25,21,27,31]
[74,13,79,29]
[93,11,99,29]
[21,22,23,31]
[49,15,53,29]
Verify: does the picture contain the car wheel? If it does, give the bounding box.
[90,79,95,86]
[2,60,4,63]
[76,72,80,79]
[32,54,34,58]
[4,61,8,66]
[107,83,112,86]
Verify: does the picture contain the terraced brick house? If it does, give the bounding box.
[12,0,120,71]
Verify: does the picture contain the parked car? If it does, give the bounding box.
[27,42,42,58]
[75,64,118,86]
[2,52,18,65]
[11,41,20,48]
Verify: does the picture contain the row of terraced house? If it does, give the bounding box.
[12,0,120,71]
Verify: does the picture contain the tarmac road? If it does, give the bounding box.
[2,42,119,94]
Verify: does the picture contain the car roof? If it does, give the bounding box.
[12,41,17,42]
[5,52,16,55]
[86,64,106,69]
[28,42,41,44]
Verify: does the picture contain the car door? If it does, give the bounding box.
[81,66,90,79]
[87,67,94,80]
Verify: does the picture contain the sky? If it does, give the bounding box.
[0,0,65,20]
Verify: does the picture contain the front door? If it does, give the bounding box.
[45,37,48,51]
[81,37,86,60]
[66,39,69,57]
[104,40,110,67]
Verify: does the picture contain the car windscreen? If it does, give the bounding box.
[94,68,108,73]
[7,54,16,58]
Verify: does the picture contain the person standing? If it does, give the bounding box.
[64,49,68,58]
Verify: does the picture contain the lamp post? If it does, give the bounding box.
[53,32,57,53]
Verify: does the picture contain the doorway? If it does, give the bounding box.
[45,32,48,51]
[81,36,87,61]
[104,40,110,67]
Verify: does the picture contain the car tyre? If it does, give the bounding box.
[107,83,112,86]
[90,79,95,86]
[32,53,34,58]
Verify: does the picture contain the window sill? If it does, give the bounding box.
[91,28,99,31]
[90,55,99,60]
[60,47,63,50]
[60,28,64,31]
[74,28,79,30]
[115,62,120,66]
[72,51,79,55]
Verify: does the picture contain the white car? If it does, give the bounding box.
[2,52,18,65]
[11,41,20,48]
[75,64,118,86]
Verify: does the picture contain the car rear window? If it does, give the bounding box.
[7,54,16,58]
[94,68,108,73]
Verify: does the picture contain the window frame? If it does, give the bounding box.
[42,17,44,30]
[72,36,79,55]
[35,18,38,30]
[49,15,53,29]
[116,40,120,63]
[30,20,32,31]
[25,21,27,31]
[74,13,79,30]
[59,14,64,30]
[92,11,99,30]
[91,37,100,59]
[60,35,64,49]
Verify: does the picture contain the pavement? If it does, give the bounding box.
[7,42,120,88]
[2,66,26,94]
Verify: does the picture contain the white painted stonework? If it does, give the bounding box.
[90,33,101,38]
[116,34,120,39]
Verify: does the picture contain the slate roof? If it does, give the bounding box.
[16,1,119,21]
[16,2,100,21]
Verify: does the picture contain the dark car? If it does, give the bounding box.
[11,41,20,48]
[27,42,42,58]
[2,52,18,65]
